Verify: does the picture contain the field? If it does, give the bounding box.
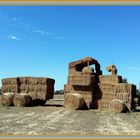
[0,94,140,136]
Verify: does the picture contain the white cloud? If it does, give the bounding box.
[34,30,54,36]
[0,10,58,41]
[34,30,49,35]
[125,67,140,71]
[9,35,21,40]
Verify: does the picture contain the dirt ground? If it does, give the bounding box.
[1,94,140,136]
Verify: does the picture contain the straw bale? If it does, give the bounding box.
[27,85,37,92]
[64,93,87,110]
[82,66,94,75]
[19,84,27,92]
[99,75,122,84]
[2,78,18,85]
[109,99,126,113]
[13,93,32,107]
[36,78,55,85]
[68,75,95,86]
[28,92,37,100]
[1,93,15,106]
[37,92,46,101]
[27,77,38,85]
[19,77,27,84]
[2,85,19,93]
[37,78,46,84]
[106,65,112,72]
[37,85,47,92]
[117,84,136,95]
[10,85,19,92]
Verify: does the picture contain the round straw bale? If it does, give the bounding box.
[1,92,15,106]
[64,93,87,110]
[82,66,94,75]
[13,93,32,107]
[109,99,126,113]
[106,65,112,72]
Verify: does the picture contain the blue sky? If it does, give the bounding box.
[0,6,140,90]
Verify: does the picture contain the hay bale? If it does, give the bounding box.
[27,85,37,92]
[106,65,112,72]
[2,85,19,93]
[13,93,32,107]
[68,75,95,86]
[27,77,38,85]
[37,78,55,85]
[2,78,18,85]
[37,85,47,92]
[1,93,15,106]
[19,84,27,92]
[37,78,47,84]
[109,99,126,113]
[18,77,27,84]
[37,92,46,101]
[82,66,94,75]
[64,93,87,110]
[28,92,37,100]
[99,75,122,84]
[27,92,38,106]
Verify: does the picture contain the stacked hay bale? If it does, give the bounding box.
[65,75,95,108]
[95,75,136,112]
[26,77,55,105]
[64,57,102,109]
[1,77,55,106]
[26,77,38,105]
[64,57,137,112]
[2,78,19,94]
[19,77,27,93]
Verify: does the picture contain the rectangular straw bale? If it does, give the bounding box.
[37,78,47,84]
[19,84,27,92]
[37,84,47,92]
[27,85,37,92]
[28,92,37,100]
[27,77,38,85]
[2,78,19,85]
[99,75,122,84]
[98,83,118,92]
[10,85,19,92]
[116,92,131,102]
[68,75,95,86]
[2,85,10,93]
[19,77,27,84]
[2,85,19,93]
[37,77,55,85]
[37,92,47,100]
[117,84,136,95]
